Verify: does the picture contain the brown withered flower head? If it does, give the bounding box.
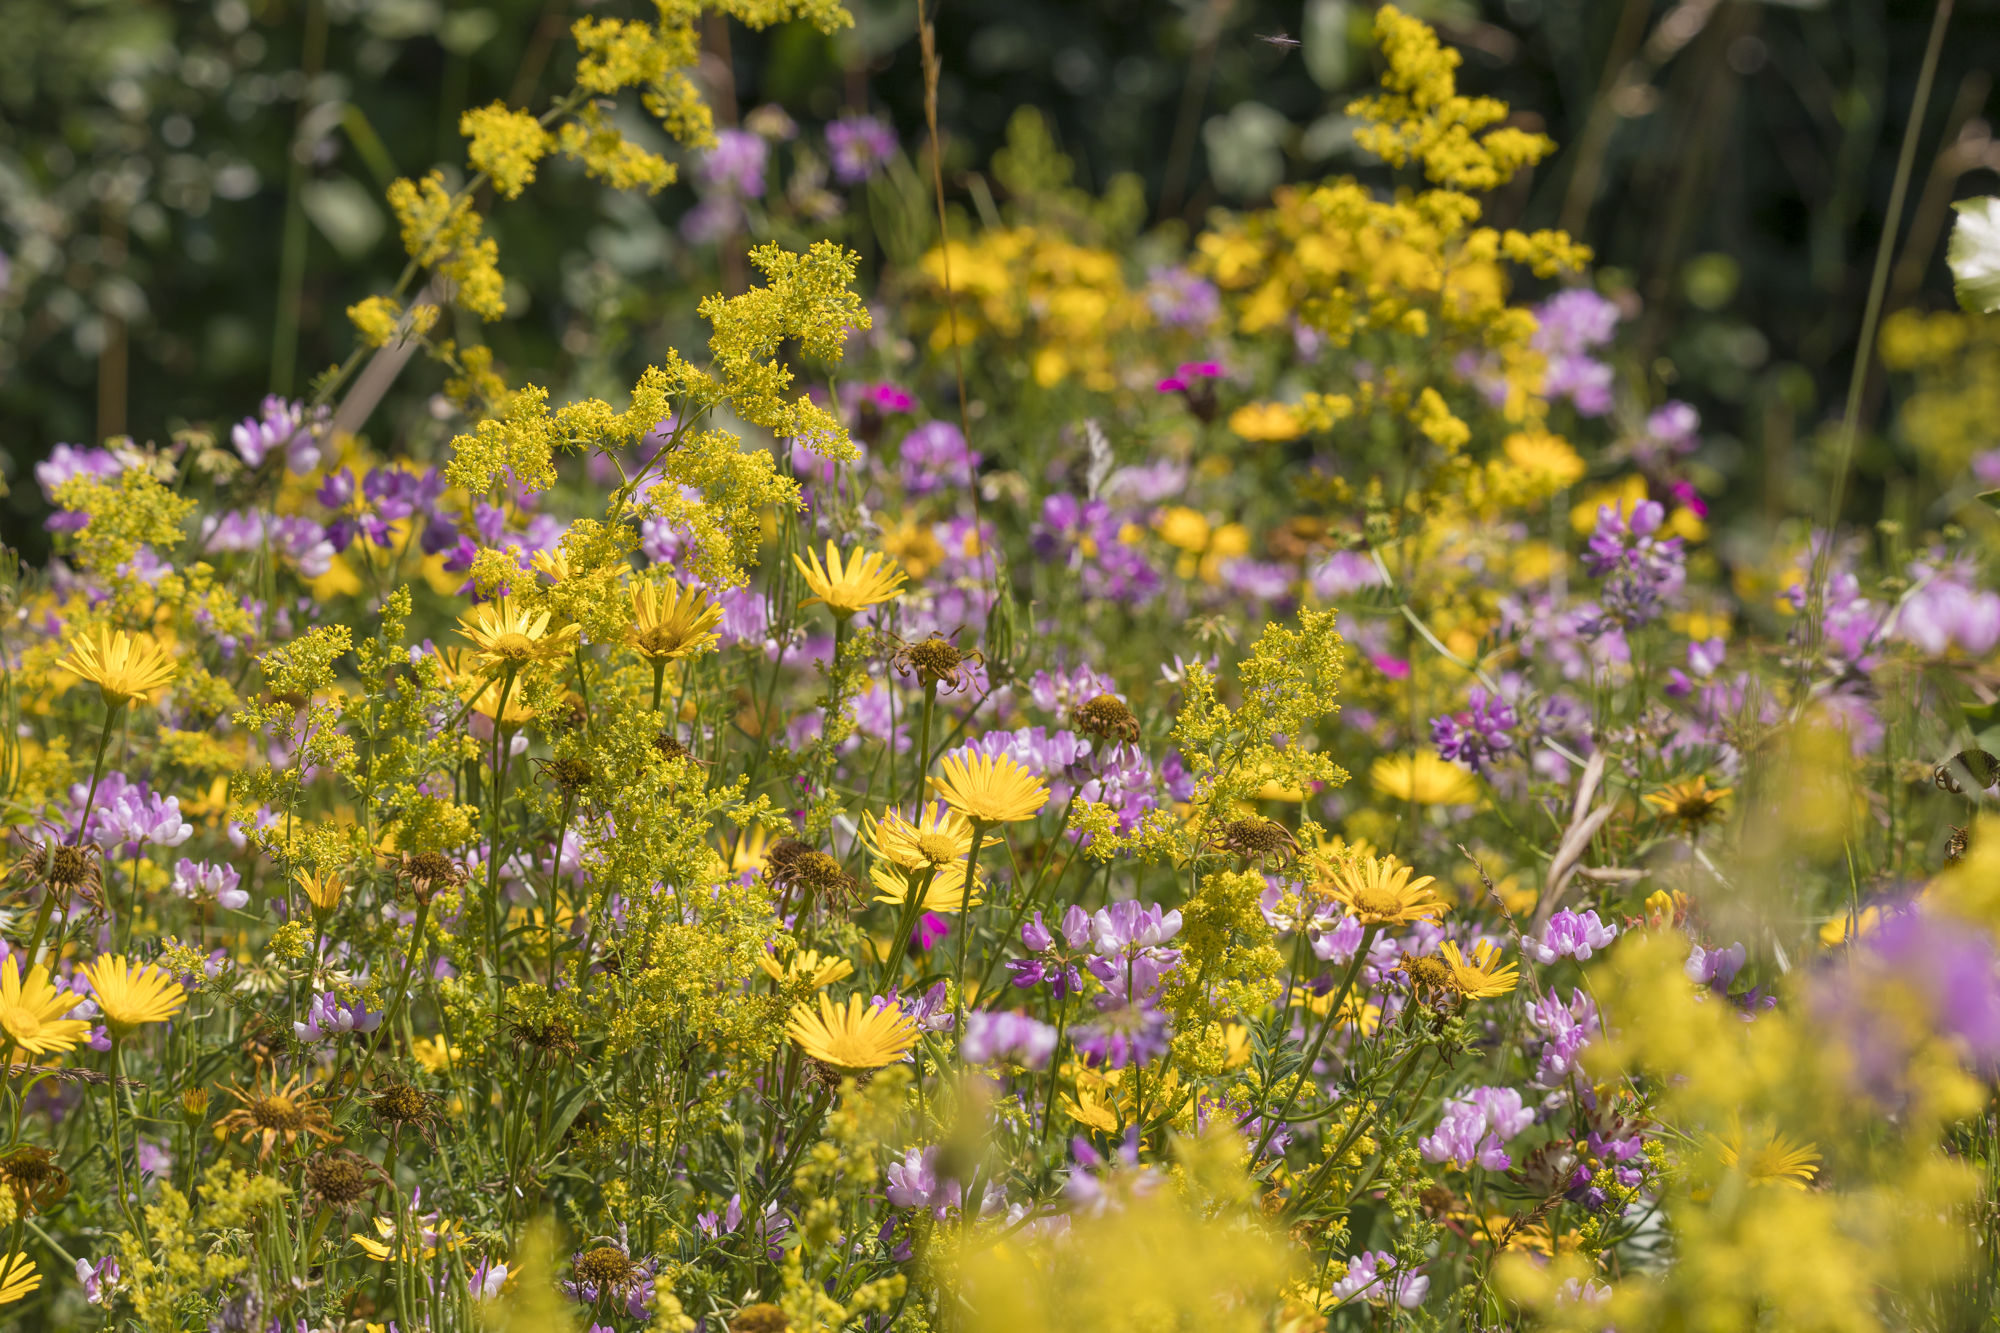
[731,1304,790,1333]
[508,1014,580,1066]
[303,1148,387,1214]
[0,1146,70,1216]
[217,1074,340,1161]
[11,827,106,915]
[370,1080,443,1148]
[653,733,690,764]
[1072,693,1140,744]
[534,755,595,797]
[1397,951,1457,1007]
[394,850,467,905]
[1209,816,1300,868]
[891,632,985,694]
[763,841,859,914]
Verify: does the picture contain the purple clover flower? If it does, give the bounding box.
[1526,988,1600,1087]
[231,396,326,474]
[1524,909,1618,965]
[886,1145,962,1215]
[827,114,897,184]
[897,421,980,496]
[1418,1086,1534,1171]
[171,859,246,911]
[1429,687,1517,774]
[961,1010,1059,1068]
[1581,499,1685,631]
[293,992,382,1044]
[1328,1251,1429,1309]
[1071,996,1169,1069]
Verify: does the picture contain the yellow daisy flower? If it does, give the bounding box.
[792,542,907,618]
[455,598,581,673]
[1643,776,1731,829]
[927,751,1050,825]
[57,627,178,706]
[1370,752,1480,805]
[861,802,977,870]
[1329,854,1449,926]
[0,1251,38,1305]
[755,948,854,989]
[1438,940,1520,999]
[869,860,984,913]
[626,578,724,661]
[0,958,91,1057]
[294,868,344,916]
[1716,1125,1822,1190]
[78,955,187,1033]
[785,993,920,1069]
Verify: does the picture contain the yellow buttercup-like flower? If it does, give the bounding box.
[755,948,854,989]
[785,993,920,1069]
[1643,776,1731,829]
[0,958,91,1057]
[78,955,187,1032]
[1715,1124,1822,1190]
[1371,752,1480,805]
[294,868,345,916]
[869,860,984,913]
[1329,854,1449,926]
[792,542,907,618]
[1438,940,1519,999]
[0,1252,38,1305]
[626,578,724,661]
[927,751,1050,825]
[58,627,178,706]
[455,598,581,673]
[861,802,977,870]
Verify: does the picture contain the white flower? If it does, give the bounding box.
[1947,196,2000,314]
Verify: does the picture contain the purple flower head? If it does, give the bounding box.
[872,981,954,1038]
[1525,909,1619,965]
[1527,988,1600,1087]
[1896,577,2000,659]
[961,1010,1059,1069]
[172,859,247,912]
[897,421,980,496]
[827,114,897,184]
[886,1145,962,1215]
[1429,687,1517,774]
[1145,267,1222,330]
[1329,1251,1429,1309]
[1072,996,1169,1069]
[231,396,325,474]
[1582,500,1685,631]
[1685,941,1746,992]
[1419,1086,1532,1171]
[293,991,381,1044]
[76,1255,120,1306]
[699,128,768,197]
[36,443,125,504]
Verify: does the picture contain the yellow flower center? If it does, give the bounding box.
[1351,886,1405,918]
[916,832,960,866]
[250,1095,305,1132]
[489,632,539,660]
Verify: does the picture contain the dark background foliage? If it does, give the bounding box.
[3,0,1997,556]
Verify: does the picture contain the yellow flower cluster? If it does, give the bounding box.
[1879,309,2000,476]
[1347,5,1557,192]
[920,227,1151,390]
[386,171,507,321]
[459,103,556,201]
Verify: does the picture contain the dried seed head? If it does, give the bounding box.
[537,756,594,795]
[1398,952,1454,996]
[303,1149,377,1207]
[765,847,859,911]
[654,733,690,764]
[731,1304,790,1333]
[371,1081,437,1125]
[248,1094,307,1133]
[891,633,984,692]
[0,1146,69,1215]
[573,1246,638,1290]
[1213,816,1299,866]
[1073,692,1140,743]
[397,851,465,904]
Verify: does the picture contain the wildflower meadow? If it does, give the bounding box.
[6,0,2000,1329]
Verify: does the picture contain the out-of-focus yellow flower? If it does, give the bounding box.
[1155,507,1212,553]
[1643,776,1731,829]
[1229,402,1304,442]
[756,948,854,989]
[878,516,946,581]
[1715,1125,1822,1190]
[792,542,906,618]
[1503,430,1585,487]
[411,1035,460,1074]
[58,627,178,706]
[785,993,919,1069]
[1371,752,1480,805]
